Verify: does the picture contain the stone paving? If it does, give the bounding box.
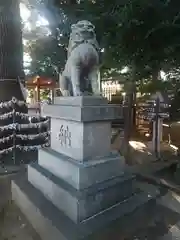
[3,198,180,240]
[1,169,180,240]
[0,175,40,240]
[0,202,40,240]
[127,202,180,239]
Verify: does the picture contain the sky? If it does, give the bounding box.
[20,3,49,26]
[20,3,49,70]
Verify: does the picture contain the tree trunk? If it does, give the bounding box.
[152,67,159,84]
[0,0,25,102]
[0,1,49,165]
[0,0,29,164]
[122,65,136,163]
[132,83,136,127]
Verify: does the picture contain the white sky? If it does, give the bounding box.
[20,3,49,27]
[20,3,50,68]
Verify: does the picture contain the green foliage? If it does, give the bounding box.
[27,36,66,77]
[137,78,171,94]
[170,91,180,120]
[52,0,180,73]
[40,89,50,100]
[27,0,180,93]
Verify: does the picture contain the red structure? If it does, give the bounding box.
[26,76,57,103]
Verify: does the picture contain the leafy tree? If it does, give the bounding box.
[22,0,71,77]
[27,36,66,77]
[59,0,180,156]
[170,91,180,121]
[25,0,180,159]
[29,0,180,79]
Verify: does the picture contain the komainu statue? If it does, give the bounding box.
[60,20,100,96]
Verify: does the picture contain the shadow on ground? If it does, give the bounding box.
[0,174,41,240]
[1,169,180,239]
[127,204,180,239]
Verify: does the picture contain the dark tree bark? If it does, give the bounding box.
[0,1,29,165]
[0,1,49,166]
[0,0,25,102]
[122,65,136,163]
[152,68,159,84]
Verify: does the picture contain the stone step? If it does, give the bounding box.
[38,148,125,190]
[27,163,137,223]
[12,174,159,240]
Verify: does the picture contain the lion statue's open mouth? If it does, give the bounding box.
[59,20,100,97]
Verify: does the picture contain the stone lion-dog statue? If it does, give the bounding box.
[60,20,100,96]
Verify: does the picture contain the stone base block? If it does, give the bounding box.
[12,174,159,240]
[28,163,136,223]
[43,96,123,161]
[54,96,108,106]
[42,96,122,122]
[38,148,125,190]
[51,119,112,160]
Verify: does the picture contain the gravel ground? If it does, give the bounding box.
[126,167,180,240]
[126,203,180,240]
[1,168,180,240]
[0,202,40,240]
[0,175,40,240]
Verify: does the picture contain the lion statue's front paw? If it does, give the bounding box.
[62,90,71,96]
[73,88,83,96]
[76,92,83,96]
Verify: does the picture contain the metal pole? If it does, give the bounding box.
[12,106,16,165]
[155,97,160,159]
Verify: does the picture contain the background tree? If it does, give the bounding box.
[21,1,70,77]
[31,0,180,82]
[25,0,180,159]
[28,36,66,77]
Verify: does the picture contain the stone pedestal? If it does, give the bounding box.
[12,96,159,240]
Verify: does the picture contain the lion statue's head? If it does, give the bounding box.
[67,20,99,57]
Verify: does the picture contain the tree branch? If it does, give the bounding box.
[145,23,180,39]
